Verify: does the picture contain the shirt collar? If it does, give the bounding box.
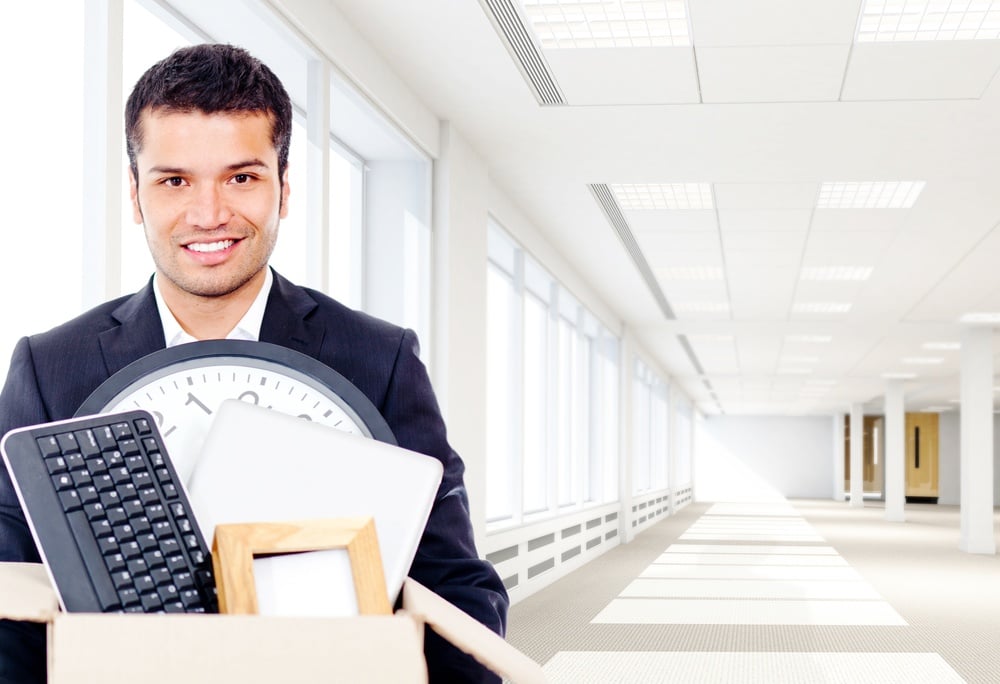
[153,268,273,348]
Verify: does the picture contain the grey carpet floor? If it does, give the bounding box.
[506,498,1000,683]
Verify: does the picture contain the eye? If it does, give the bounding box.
[232,173,251,184]
[163,177,185,188]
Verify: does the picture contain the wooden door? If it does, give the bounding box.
[905,412,939,502]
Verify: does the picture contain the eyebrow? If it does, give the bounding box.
[146,159,272,175]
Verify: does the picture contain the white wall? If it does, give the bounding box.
[936,411,1000,507]
[699,416,834,501]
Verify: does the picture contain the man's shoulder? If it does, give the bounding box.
[25,291,141,352]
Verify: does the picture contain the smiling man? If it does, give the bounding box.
[0,44,507,683]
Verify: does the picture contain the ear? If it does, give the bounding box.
[129,169,144,225]
[279,168,290,219]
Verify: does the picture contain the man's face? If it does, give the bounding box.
[129,109,289,300]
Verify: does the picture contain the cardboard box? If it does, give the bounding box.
[0,562,546,683]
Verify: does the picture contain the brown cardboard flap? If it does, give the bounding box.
[402,579,548,684]
[49,613,426,683]
[0,562,58,622]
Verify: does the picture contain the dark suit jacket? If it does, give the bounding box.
[0,271,508,683]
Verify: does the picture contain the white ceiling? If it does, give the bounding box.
[328,0,1000,417]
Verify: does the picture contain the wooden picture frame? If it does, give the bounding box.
[211,517,391,615]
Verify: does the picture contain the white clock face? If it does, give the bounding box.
[98,356,370,485]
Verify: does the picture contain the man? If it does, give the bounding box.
[0,44,507,682]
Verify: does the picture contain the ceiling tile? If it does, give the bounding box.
[810,209,908,232]
[842,42,1000,101]
[718,208,813,231]
[626,209,718,231]
[698,45,850,103]
[545,47,700,105]
[688,0,863,47]
[713,182,819,209]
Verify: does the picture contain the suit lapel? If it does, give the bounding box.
[98,281,167,377]
[260,270,325,359]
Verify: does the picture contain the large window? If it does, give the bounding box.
[0,3,85,377]
[632,359,669,495]
[676,394,693,487]
[0,0,432,392]
[486,221,620,528]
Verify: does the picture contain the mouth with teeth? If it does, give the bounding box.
[186,239,236,253]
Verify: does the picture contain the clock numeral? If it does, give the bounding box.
[150,411,177,439]
[237,390,273,410]
[297,414,313,421]
[184,392,213,416]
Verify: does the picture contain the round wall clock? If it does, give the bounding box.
[75,340,395,482]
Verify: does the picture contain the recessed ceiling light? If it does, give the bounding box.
[658,266,724,280]
[856,0,1000,42]
[800,266,874,281]
[902,356,944,365]
[674,301,729,313]
[817,181,924,209]
[793,302,852,313]
[778,368,813,375]
[522,0,693,49]
[786,334,833,343]
[922,341,961,350]
[882,372,918,379]
[611,183,713,210]
[924,405,953,412]
[959,312,1000,323]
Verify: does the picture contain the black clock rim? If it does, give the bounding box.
[74,339,397,445]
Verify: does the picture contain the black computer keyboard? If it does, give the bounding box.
[1,410,217,613]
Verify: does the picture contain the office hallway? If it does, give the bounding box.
[506,499,1000,683]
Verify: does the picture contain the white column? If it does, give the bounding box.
[884,380,906,522]
[832,413,845,501]
[959,326,996,554]
[850,403,865,508]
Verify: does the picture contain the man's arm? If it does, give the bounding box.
[380,329,509,682]
[0,337,51,684]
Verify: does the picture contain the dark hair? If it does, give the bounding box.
[125,43,292,180]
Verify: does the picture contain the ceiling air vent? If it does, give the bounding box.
[479,0,566,106]
[589,184,674,320]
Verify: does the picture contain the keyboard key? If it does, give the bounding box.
[83,502,105,521]
[131,517,152,535]
[75,429,101,458]
[78,485,99,504]
[125,455,146,473]
[106,507,127,526]
[94,426,117,451]
[166,556,188,573]
[144,550,165,569]
[173,570,195,589]
[132,471,153,489]
[97,537,118,556]
[45,456,68,475]
[51,473,73,491]
[112,524,134,541]
[151,568,172,586]
[111,423,132,440]
[123,499,145,519]
[117,483,138,501]
[36,436,61,458]
[110,466,132,485]
[162,483,179,499]
[141,437,159,453]
[90,519,112,539]
[134,418,152,435]
[118,439,140,457]
[55,432,79,454]
[139,592,161,612]
[137,533,160,552]
[139,488,159,506]
[119,587,140,607]
[106,450,124,468]
[111,570,133,591]
[104,553,126,573]
[146,504,167,522]
[120,541,141,559]
[70,470,93,488]
[169,503,186,519]
[159,538,180,556]
[99,490,121,508]
[86,456,108,476]
[93,473,114,492]
[127,558,149,577]
[58,490,82,512]
[64,453,86,471]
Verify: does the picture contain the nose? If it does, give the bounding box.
[185,183,234,228]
